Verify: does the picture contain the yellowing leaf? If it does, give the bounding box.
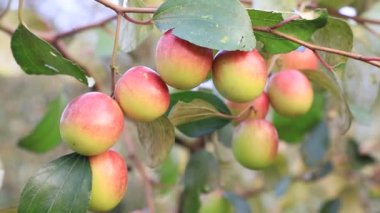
[168,99,227,126]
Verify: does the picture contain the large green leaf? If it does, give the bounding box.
[300,122,330,167]
[11,24,88,85]
[18,97,65,153]
[169,91,231,137]
[153,0,255,51]
[249,9,328,54]
[181,151,218,213]
[135,116,175,168]
[312,17,353,68]
[119,0,154,53]
[273,89,325,143]
[19,153,91,213]
[301,69,353,132]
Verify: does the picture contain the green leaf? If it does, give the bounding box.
[119,0,154,53]
[273,89,325,143]
[169,91,231,137]
[11,24,88,85]
[18,97,65,153]
[135,116,175,168]
[320,199,341,213]
[153,0,255,51]
[318,0,354,9]
[275,176,292,197]
[346,139,375,169]
[181,151,218,213]
[301,69,353,132]
[169,99,227,126]
[312,17,353,68]
[305,162,333,181]
[224,192,251,213]
[249,9,328,54]
[19,153,91,213]
[300,122,330,167]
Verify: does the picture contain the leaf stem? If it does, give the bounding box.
[18,0,24,24]
[110,14,122,96]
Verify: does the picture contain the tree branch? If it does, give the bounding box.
[94,1,380,69]
[253,26,380,68]
[55,15,116,40]
[125,135,155,213]
[0,0,11,19]
[328,9,380,25]
[54,40,102,91]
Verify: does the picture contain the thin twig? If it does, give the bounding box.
[123,13,153,25]
[253,26,380,68]
[328,9,380,25]
[54,41,102,91]
[110,14,122,95]
[125,136,155,213]
[55,15,116,40]
[94,1,380,69]
[0,0,12,19]
[313,50,334,72]
[269,14,301,30]
[95,0,156,14]
[0,24,12,35]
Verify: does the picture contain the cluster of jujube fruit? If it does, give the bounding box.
[58,29,318,211]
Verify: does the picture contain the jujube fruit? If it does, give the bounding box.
[226,92,270,121]
[232,119,279,170]
[267,69,313,116]
[279,47,318,70]
[212,50,267,102]
[88,150,128,212]
[155,30,213,90]
[115,66,170,122]
[60,92,124,156]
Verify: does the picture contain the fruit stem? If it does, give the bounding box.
[110,14,122,96]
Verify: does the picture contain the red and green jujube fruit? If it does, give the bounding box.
[226,92,270,122]
[232,119,279,170]
[155,30,213,90]
[60,92,124,156]
[267,69,314,116]
[279,47,319,70]
[212,50,267,103]
[88,150,128,212]
[115,66,170,122]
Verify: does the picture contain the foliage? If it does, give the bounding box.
[1,0,380,212]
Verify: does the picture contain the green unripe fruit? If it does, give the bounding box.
[232,119,279,170]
